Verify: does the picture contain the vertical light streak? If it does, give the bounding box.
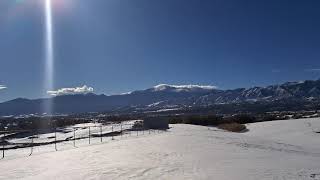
[44,0,54,115]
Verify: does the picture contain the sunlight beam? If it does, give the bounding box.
[44,0,54,115]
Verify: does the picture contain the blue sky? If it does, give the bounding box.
[1,0,320,102]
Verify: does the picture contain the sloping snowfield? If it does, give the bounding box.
[1,118,320,180]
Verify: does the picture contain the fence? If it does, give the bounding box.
[0,121,166,159]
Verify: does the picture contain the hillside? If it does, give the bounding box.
[1,118,320,179]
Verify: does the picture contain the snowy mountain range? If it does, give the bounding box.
[1,80,320,116]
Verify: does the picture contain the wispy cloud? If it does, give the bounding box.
[47,85,94,96]
[0,85,7,90]
[305,68,320,72]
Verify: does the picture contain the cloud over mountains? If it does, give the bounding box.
[153,84,217,92]
[47,85,94,96]
[0,85,7,90]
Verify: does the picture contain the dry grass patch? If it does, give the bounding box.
[218,123,247,133]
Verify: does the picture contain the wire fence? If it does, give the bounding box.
[0,121,166,159]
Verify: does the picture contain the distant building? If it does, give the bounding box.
[143,117,169,129]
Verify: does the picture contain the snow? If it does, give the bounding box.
[147,101,165,107]
[155,108,181,112]
[246,118,320,152]
[7,121,135,145]
[152,84,217,92]
[1,118,320,179]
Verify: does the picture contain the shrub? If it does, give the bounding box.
[169,118,184,124]
[132,121,144,129]
[169,115,225,126]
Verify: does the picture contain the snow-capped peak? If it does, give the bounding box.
[152,84,217,92]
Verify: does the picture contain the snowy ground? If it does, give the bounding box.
[1,118,320,179]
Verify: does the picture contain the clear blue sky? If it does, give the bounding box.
[1,0,320,102]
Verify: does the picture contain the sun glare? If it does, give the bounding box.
[44,0,54,115]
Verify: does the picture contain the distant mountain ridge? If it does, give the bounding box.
[1,80,320,116]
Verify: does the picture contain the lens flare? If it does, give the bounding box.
[44,0,54,115]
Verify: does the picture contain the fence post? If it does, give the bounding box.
[55,128,57,151]
[112,125,114,140]
[73,127,76,147]
[29,132,34,156]
[100,126,102,143]
[120,122,123,137]
[2,132,5,158]
[89,127,91,144]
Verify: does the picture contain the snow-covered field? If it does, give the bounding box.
[7,121,135,144]
[1,121,139,158]
[1,118,320,180]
